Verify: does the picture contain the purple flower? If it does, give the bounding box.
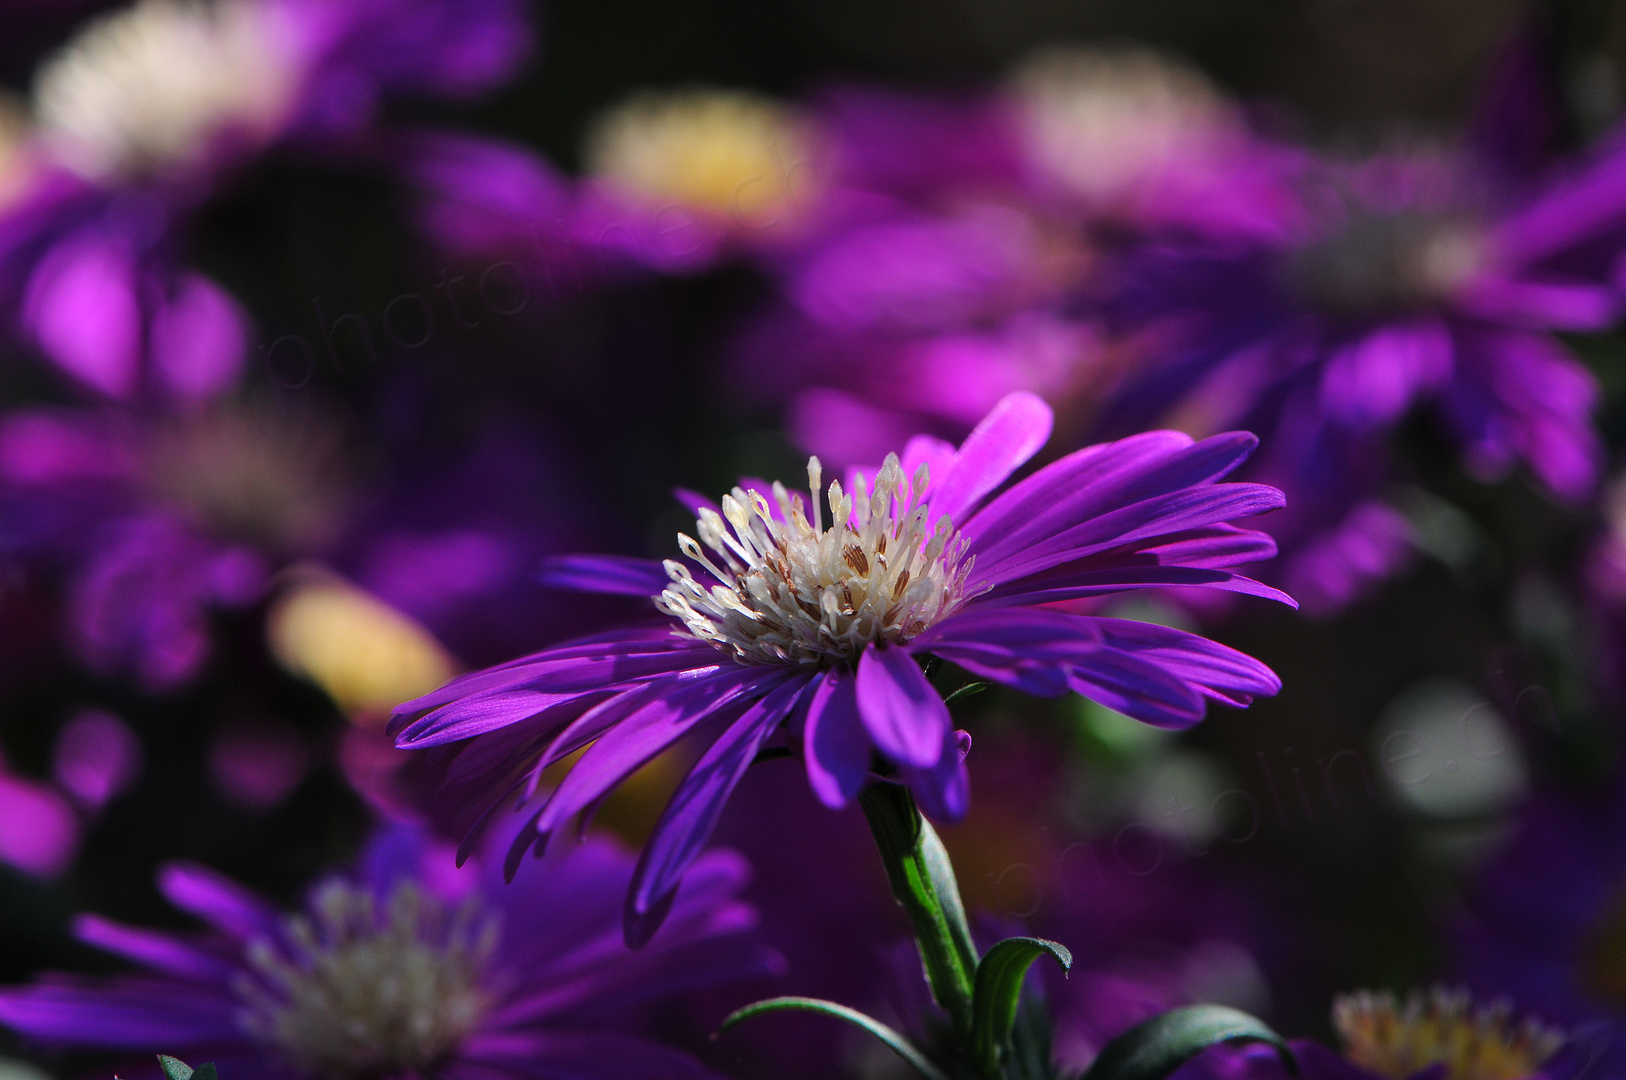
[0,823,777,1079]
[0,0,532,401]
[0,404,337,689]
[730,57,1626,616]
[1172,988,1603,1080]
[392,391,1290,943]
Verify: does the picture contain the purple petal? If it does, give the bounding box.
[979,483,1286,586]
[73,916,233,981]
[975,565,1296,609]
[538,555,671,596]
[963,429,1255,557]
[625,678,808,945]
[912,607,1105,697]
[928,391,1053,524]
[855,643,950,769]
[535,667,791,833]
[154,862,280,942]
[148,273,247,401]
[1089,618,1282,701]
[457,1030,730,1080]
[0,978,242,1046]
[22,232,141,399]
[800,668,873,808]
[898,727,970,823]
[1318,320,1453,427]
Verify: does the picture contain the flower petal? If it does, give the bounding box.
[73,916,234,982]
[626,677,808,945]
[536,667,792,834]
[155,862,280,942]
[801,668,873,808]
[856,643,951,769]
[898,727,970,823]
[928,391,1053,523]
[538,555,671,596]
[0,978,242,1046]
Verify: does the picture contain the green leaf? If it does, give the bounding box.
[157,1059,192,1080]
[971,936,1073,1076]
[1080,1004,1297,1080]
[717,996,952,1080]
[943,681,991,706]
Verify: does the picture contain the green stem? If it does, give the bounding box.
[859,782,981,1046]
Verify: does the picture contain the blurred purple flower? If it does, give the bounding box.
[51,707,142,812]
[207,718,311,812]
[730,57,1626,616]
[391,391,1289,944]
[1171,987,1611,1080]
[0,0,533,401]
[0,404,341,689]
[0,760,80,879]
[0,822,777,1080]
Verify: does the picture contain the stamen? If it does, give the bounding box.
[235,880,497,1075]
[1333,987,1564,1080]
[654,456,979,666]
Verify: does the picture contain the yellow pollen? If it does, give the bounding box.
[1333,987,1564,1080]
[235,880,497,1077]
[655,454,977,667]
[582,88,821,225]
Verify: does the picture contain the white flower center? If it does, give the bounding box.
[236,880,498,1077]
[1012,45,1238,205]
[655,454,975,667]
[1286,206,1486,314]
[1333,987,1564,1080]
[33,0,299,181]
[583,88,820,222]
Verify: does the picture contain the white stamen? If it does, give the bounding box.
[235,880,497,1076]
[33,0,300,181]
[655,456,977,666]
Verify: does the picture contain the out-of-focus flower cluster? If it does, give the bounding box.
[0,2,1625,1079]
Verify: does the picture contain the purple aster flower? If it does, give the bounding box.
[727,48,1626,617]
[0,403,343,689]
[1174,988,1599,1080]
[391,391,1289,944]
[0,0,532,401]
[0,822,778,1079]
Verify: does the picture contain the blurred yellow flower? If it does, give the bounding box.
[268,568,455,727]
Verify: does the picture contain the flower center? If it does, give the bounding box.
[144,406,352,554]
[582,88,820,223]
[1013,45,1238,206]
[235,880,498,1077]
[655,454,975,667]
[1285,203,1485,316]
[33,0,299,182]
[1333,988,1564,1080]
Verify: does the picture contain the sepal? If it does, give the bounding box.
[158,1058,218,1080]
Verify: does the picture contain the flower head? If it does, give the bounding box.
[33,0,301,183]
[583,88,820,224]
[0,823,776,1080]
[392,392,1290,944]
[1333,987,1565,1080]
